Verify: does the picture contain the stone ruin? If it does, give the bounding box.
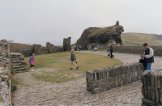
[10,52,28,73]
[46,42,63,53]
[76,21,124,50]
[0,40,12,106]
[142,70,162,106]
[46,42,55,53]
[86,63,144,93]
[63,37,71,51]
[32,44,44,55]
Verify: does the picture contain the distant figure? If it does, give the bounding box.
[109,44,114,58]
[94,47,98,51]
[29,51,35,67]
[70,49,78,70]
[141,43,154,71]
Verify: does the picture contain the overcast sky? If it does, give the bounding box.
[0,0,162,45]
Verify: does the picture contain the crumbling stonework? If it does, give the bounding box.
[76,21,124,50]
[0,40,11,106]
[63,37,71,51]
[86,63,144,94]
[32,44,45,55]
[142,70,162,106]
[46,42,63,53]
[10,52,28,73]
[46,42,55,53]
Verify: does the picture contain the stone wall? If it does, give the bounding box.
[106,46,162,56]
[10,42,63,56]
[0,40,12,106]
[142,70,162,106]
[86,63,144,94]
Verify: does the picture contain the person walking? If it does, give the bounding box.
[70,49,78,70]
[141,43,154,71]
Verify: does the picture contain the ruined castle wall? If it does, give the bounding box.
[86,63,144,94]
[0,40,12,106]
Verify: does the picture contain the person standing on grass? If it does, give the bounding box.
[70,49,79,70]
[108,44,114,58]
[29,51,35,67]
[141,43,154,71]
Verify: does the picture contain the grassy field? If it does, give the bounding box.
[0,96,3,102]
[122,33,162,46]
[25,52,122,83]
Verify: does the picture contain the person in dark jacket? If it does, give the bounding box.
[141,43,154,71]
[109,44,114,58]
[70,49,78,70]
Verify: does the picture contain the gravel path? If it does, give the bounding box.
[13,51,162,106]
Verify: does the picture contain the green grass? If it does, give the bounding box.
[122,33,162,46]
[25,52,122,83]
[11,76,20,92]
[0,96,3,102]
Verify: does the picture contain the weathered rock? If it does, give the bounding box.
[63,37,71,51]
[76,21,124,50]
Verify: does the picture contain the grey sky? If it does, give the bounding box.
[0,0,162,46]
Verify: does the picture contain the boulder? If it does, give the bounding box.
[76,21,124,50]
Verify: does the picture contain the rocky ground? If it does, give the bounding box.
[13,51,162,106]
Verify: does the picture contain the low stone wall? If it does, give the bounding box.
[142,70,162,106]
[86,63,144,94]
[10,52,28,73]
[10,42,63,56]
[107,46,162,56]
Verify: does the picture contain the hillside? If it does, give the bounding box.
[122,33,162,46]
[10,43,32,52]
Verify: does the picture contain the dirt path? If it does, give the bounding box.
[13,51,162,106]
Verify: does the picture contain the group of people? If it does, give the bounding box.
[28,49,79,70]
[108,43,154,71]
[28,43,154,72]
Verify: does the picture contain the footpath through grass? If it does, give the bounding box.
[25,52,122,83]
